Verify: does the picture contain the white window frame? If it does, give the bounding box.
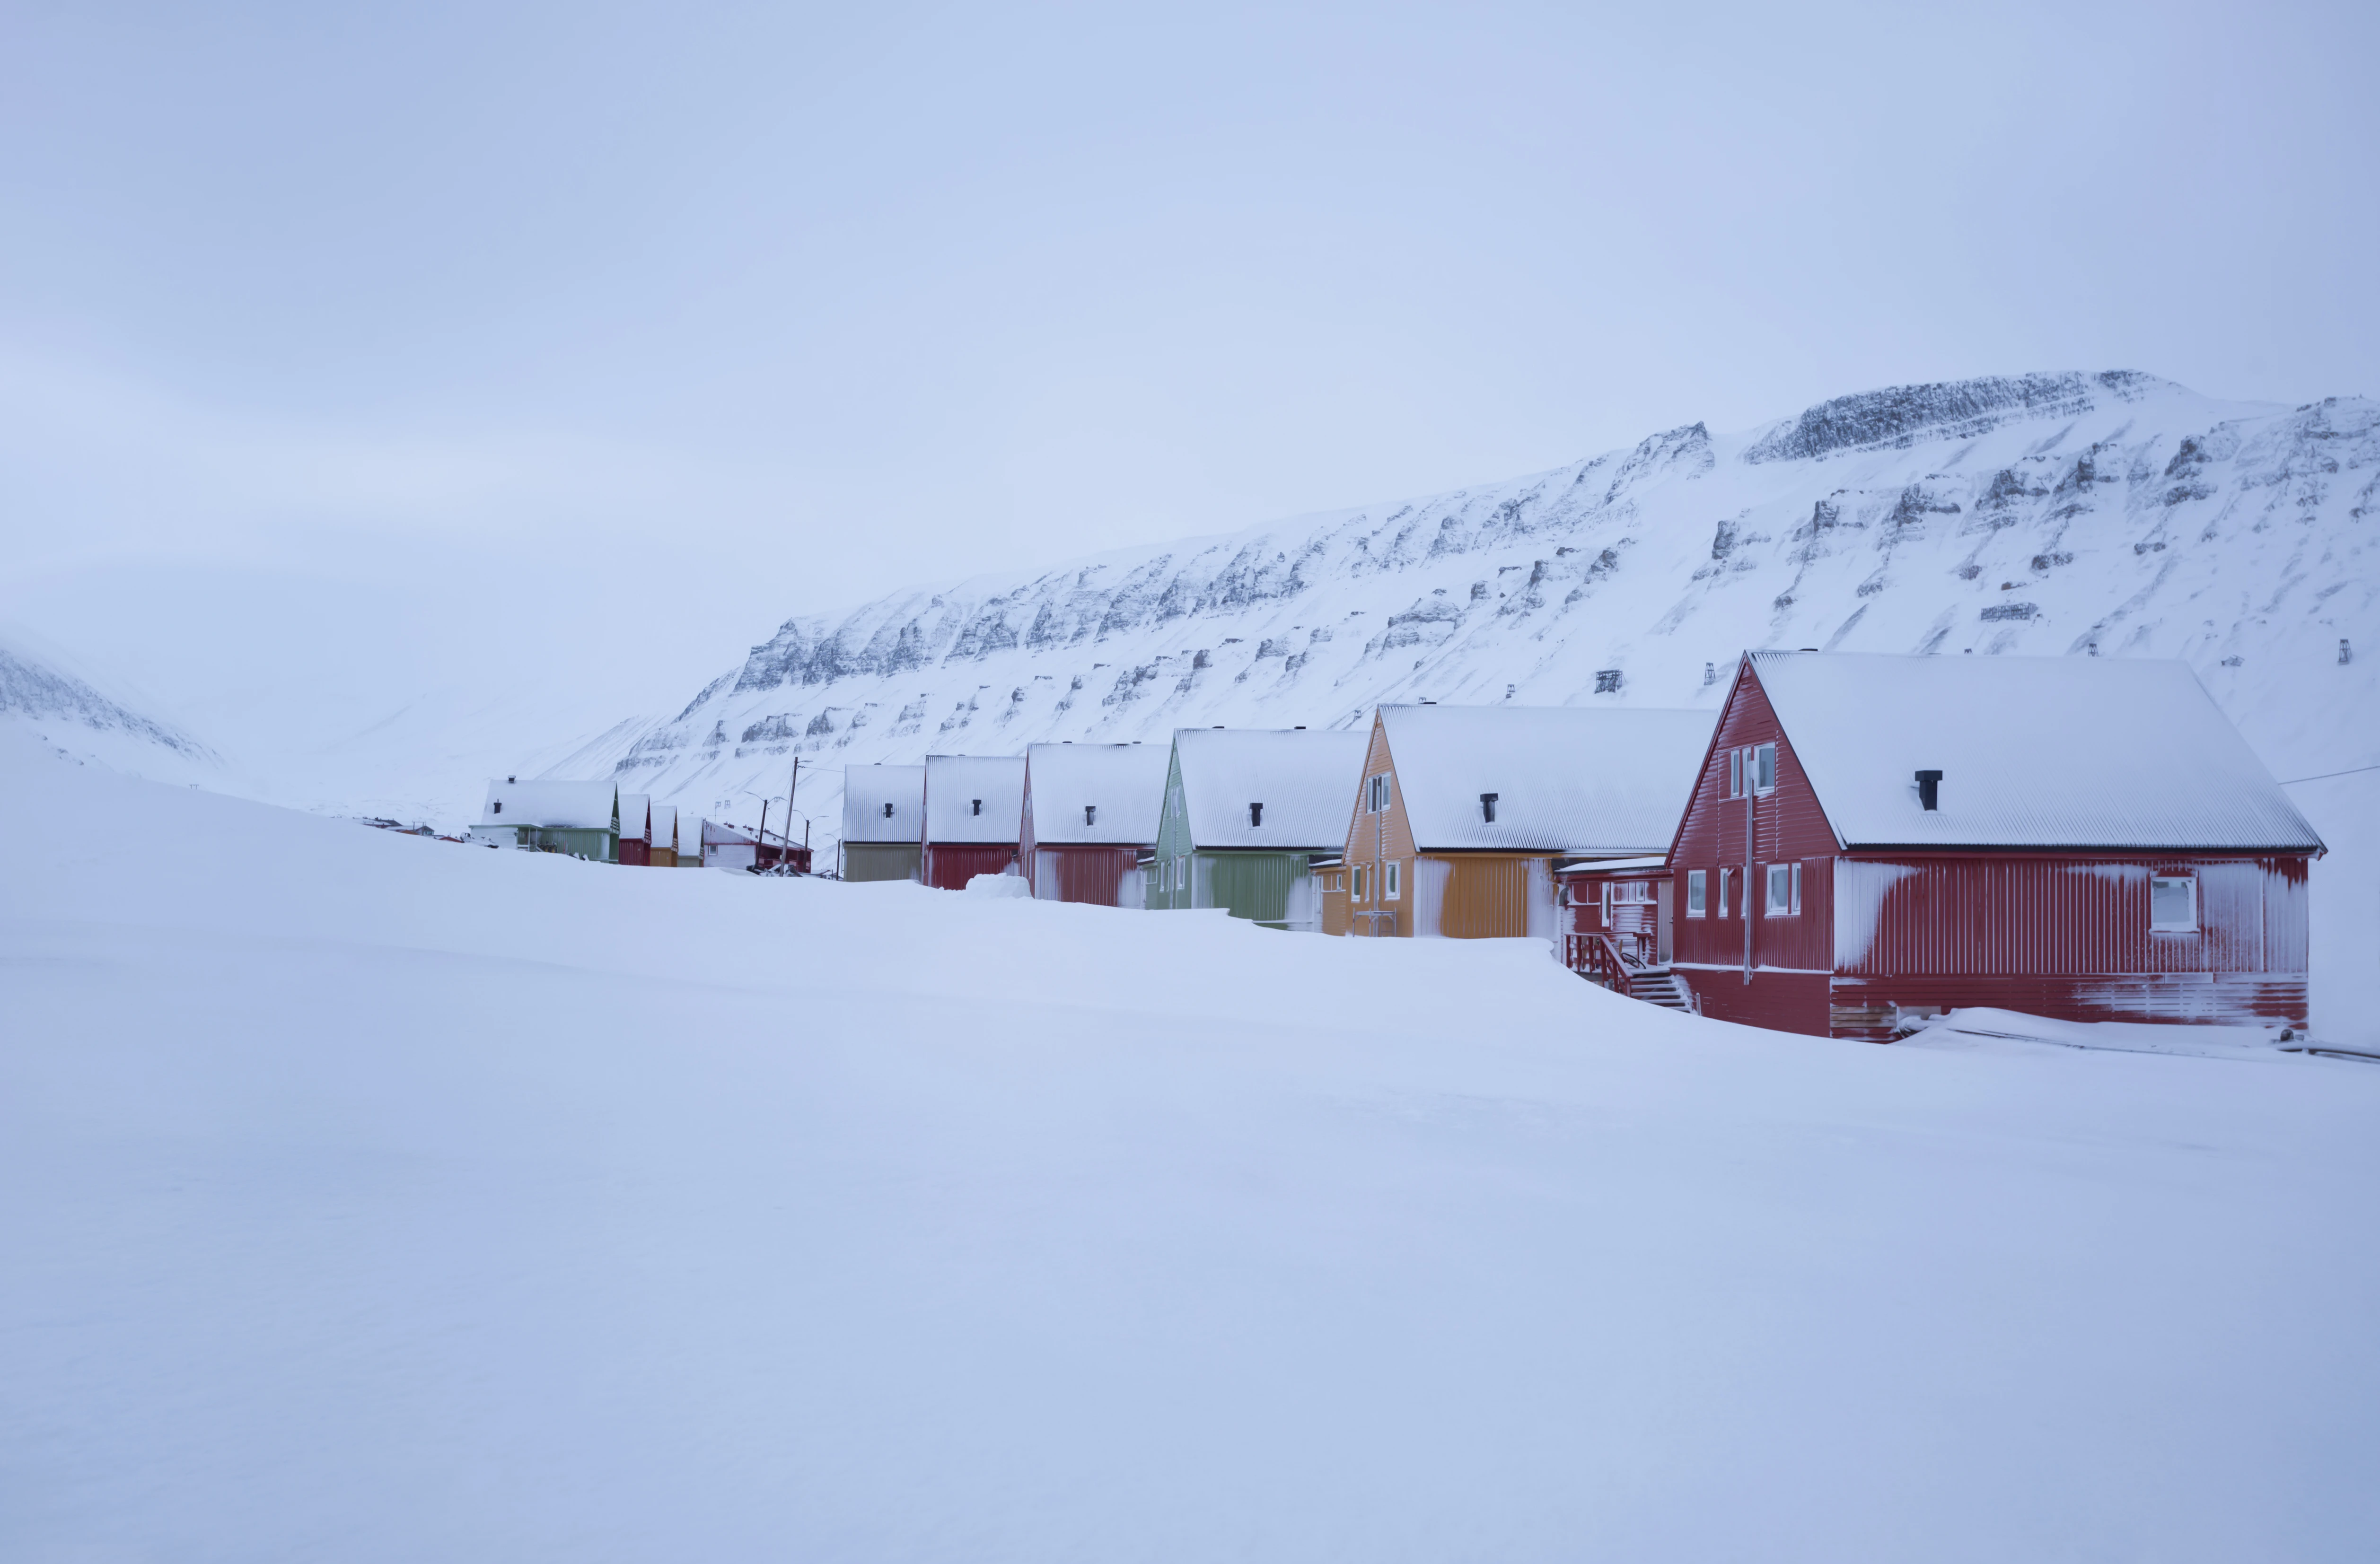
[1754,742,1777,794]
[1385,860,1401,900]
[1727,750,1742,797]
[1353,865,1367,902]
[1765,862,1794,917]
[1686,870,1706,917]
[2149,874,2198,933]
[1368,773,1390,813]
[1718,867,1732,918]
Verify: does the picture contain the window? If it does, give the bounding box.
[1755,743,1777,793]
[1686,870,1706,916]
[1718,867,1732,917]
[1368,773,1390,813]
[1385,860,1401,900]
[1727,750,1741,797]
[2150,875,2197,932]
[1353,865,1367,901]
[1480,791,1498,823]
[1765,863,1793,916]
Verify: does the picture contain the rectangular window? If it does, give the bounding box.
[1765,863,1793,916]
[1727,750,1742,797]
[1755,743,1777,793]
[2150,875,2197,932]
[1385,860,1401,900]
[1353,865,1367,901]
[1718,867,1732,917]
[1368,774,1390,813]
[1792,861,1801,913]
[1686,870,1706,916]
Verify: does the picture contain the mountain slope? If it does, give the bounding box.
[595,372,2378,851]
[0,633,223,784]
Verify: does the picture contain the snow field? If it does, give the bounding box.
[6,738,2380,1561]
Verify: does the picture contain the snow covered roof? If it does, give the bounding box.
[618,793,650,845]
[1748,651,2324,851]
[1171,727,1371,849]
[923,754,1026,844]
[702,819,755,848]
[1377,705,1716,854]
[1556,855,1667,875]
[1024,742,1173,846]
[843,764,924,844]
[477,779,617,831]
[649,803,677,849]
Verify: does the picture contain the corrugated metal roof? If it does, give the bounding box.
[649,803,677,849]
[1749,651,2325,850]
[842,764,925,844]
[923,754,1027,843]
[1377,705,1716,854]
[478,779,617,830]
[618,793,650,845]
[1172,727,1370,849]
[1024,742,1172,845]
[702,819,755,848]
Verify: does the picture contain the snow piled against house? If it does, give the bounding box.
[7,736,2380,1560]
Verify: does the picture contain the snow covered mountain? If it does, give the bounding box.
[0,634,223,785]
[589,372,2378,852]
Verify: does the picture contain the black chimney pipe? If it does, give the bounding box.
[1915,769,1942,811]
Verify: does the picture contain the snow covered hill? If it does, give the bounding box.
[601,372,2378,852]
[8,737,2380,1560]
[0,632,223,785]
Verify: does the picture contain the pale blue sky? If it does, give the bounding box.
[2,0,2373,793]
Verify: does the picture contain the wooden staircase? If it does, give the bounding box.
[1624,968,1696,1012]
[1564,933,1697,1014]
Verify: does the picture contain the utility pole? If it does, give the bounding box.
[757,798,771,869]
[786,755,801,873]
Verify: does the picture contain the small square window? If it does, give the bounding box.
[2150,875,2197,932]
[1686,870,1706,916]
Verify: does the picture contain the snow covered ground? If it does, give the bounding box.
[8,739,2380,1561]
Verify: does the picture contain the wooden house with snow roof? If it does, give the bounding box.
[921,754,1027,889]
[1663,651,2323,1039]
[1019,742,1172,906]
[467,779,621,862]
[840,764,924,882]
[617,794,652,865]
[1148,727,1372,930]
[647,803,679,868]
[1340,705,1715,939]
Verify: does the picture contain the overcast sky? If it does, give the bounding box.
[2,0,2374,797]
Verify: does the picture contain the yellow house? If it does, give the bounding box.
[1335,704,1714,938]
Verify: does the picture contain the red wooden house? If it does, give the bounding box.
[617,793,652,866]
[1019,742,1171,906]
[920,754,1026,890]
[1665,651,2323,1040]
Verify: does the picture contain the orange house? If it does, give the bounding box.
[1335,704,1715,939]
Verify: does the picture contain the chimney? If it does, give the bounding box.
[1480,792,1499,823]
[1915,770,1942,811]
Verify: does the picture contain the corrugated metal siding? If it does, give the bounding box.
[1675,969,1831,1034]
[1036,845,1139,906]
[1440,856,1535,938]
[1839,855,2307,977]
[921,843,1018,891]
[843,842,920,882]
[1207,853,1296,925]
[1827,974,2310,1039]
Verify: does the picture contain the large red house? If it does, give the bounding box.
[1666,651,2323,1040]
[920,754,1027,890]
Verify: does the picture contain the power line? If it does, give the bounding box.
[2280,763,2380,785]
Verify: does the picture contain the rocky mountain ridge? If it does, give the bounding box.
[564,371,2377,850]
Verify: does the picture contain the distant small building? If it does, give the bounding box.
[618,793,653,866]
[1148,727,1370,930]
[921,754,1026,889]
[702,819,757,872]
[842,764,925,882]
[1341,705,1716,938]
[649,803,680,868]
[468,779,621,862]
[1020,742,1171,906]
[1666,651,2324,1038]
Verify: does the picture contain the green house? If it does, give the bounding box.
[1147,727,1371,930]
[468,779,621,862]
